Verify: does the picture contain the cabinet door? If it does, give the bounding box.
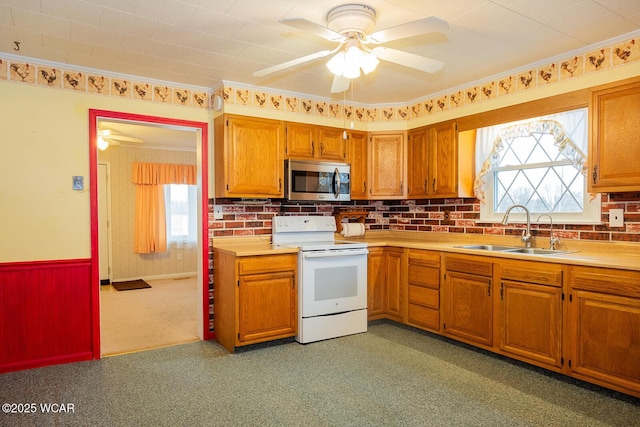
[238,271,296,343]
[348,131,368,199]
[571,290,640,395]
[430,121,458,197]
[499,280,563,369]
[369,133,405,198]
[367,247,385,319]
[286,122,316,159]
[224,116,284,197]
[384,248,404,322]
[407,128,430,198]
[443,270,493,347]
[589,77,640,192]
[317,127,347,161]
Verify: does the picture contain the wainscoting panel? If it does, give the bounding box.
[0,259,93,373]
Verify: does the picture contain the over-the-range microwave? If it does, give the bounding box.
[285,159,351,201]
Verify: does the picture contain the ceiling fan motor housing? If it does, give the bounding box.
[327,4,376,35]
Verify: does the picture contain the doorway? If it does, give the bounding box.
[89,109,211,358]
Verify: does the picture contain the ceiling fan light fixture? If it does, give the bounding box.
[326,51,346,75]
[361,51,379,74]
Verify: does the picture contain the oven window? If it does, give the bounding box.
[314,266,358,300]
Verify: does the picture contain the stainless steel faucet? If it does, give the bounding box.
[501,204,532,248]
[536,213,560,250]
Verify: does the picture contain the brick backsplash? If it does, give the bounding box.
[208,193,640,243]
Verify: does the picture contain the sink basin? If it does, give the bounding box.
[455,244,573,256]
[455,244,521,251]
[505,248,571,255]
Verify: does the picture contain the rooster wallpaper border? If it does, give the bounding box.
[1,34,639,124]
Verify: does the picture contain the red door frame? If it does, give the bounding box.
[89,109,212,358]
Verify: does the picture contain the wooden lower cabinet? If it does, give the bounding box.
[367,247,385,319]
[384,247,405,322]
[367,247,405,322]
[442,255,493,347]
[497,260,564,371]
[569,266,640,397]
[214,251,297,352]
[406,249,440,332]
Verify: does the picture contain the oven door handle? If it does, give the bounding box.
[302,249,369,258]
[333,168,341,199]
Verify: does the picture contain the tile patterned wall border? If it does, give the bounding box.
[0,56,213,109]
[215,35,640,123]
[2,34,638,122]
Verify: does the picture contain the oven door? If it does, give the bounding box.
[299,248,368,317]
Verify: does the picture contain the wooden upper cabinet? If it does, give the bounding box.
[214,114,284,198]
[430,121,459,197]
[317,126,347,161]
[589,76,640,192]
[285,122,316,158]
[407,120,473,199]
[407,127,430,198]
[348,131,368,199]
[369,132,406,198]
[285,122,346,161]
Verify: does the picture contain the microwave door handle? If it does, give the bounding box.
[333,168,341,199]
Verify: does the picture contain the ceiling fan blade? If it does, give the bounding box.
[373,47,444,73]
[105,135,143,143]
[253,49,336,77]
[280,18,344,41]
[367,16,448,44]
[330,75,351,93]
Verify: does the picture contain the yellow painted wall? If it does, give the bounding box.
[0,81,210,262]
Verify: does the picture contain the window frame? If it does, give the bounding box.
[475,106,601,225]
[164,184,198,245]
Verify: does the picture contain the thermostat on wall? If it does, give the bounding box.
[73,176,84,191]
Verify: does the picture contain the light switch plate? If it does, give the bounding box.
[610,209,624,227]
[213,205,223,220]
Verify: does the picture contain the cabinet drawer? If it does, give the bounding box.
[408,249,440,268]
[408,265,440,289]
[571,266,640,298]
[408,304,439,330]
[408,285,439,309]
[238,254,297,275]
[500,260,563,287]
[445,255,492,277]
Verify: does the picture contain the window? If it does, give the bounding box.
[164,184,197,244]
[475,108,601,224]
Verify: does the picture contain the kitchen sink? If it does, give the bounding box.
[454,244,522,251]
[455,244,574,256]
[506,247,571,255]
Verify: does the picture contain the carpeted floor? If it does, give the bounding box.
[1,322,638,426]
[100,277,199,356]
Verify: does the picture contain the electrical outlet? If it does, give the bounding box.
[443,210,450,220]
[610,209,624,227]
[213,205,223,220]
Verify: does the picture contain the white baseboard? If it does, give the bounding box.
[112,272,198,282]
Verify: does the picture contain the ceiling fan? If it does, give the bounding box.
[97,128,143,150]
[253,4,449,93]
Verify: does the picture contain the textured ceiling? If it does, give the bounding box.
[1,0,639,105]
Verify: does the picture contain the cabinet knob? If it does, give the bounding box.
[592,165,598,185]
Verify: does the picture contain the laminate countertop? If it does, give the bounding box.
[212,230,640,271]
